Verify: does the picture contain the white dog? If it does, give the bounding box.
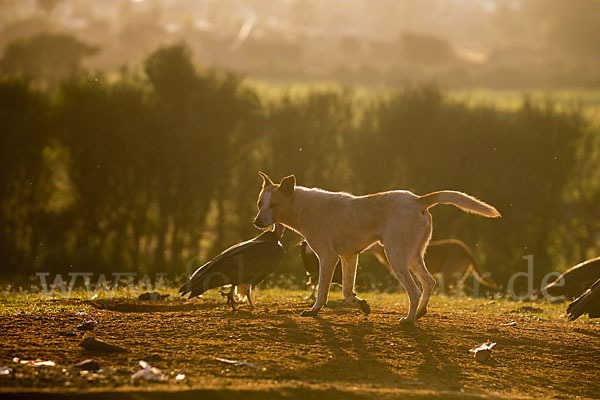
[254,172,500,323]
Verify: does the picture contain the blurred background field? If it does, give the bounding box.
[451,89,600,126]
[1,0,600,295]
[3,0,600,88]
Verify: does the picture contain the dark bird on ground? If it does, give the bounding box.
[567,278,600,320]
[544,257,600,299]
[179,225,285,310]
[299,240,342,300]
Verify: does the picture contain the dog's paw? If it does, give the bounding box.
[300,309,319,317]
[416,308,427,319]
[398,317,416,325]
[357,299,371,316]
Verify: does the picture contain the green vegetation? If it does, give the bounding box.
[1,42,599,291]
[0,33,97,84]
[452,89,600,126]
[252,81,600,125]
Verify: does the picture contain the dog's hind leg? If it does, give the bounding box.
[410,256,436,319]
[307,285,317,300]
[300,251,338,317]
[409,212,435,319]
[385,246,422,324]
[340,254,371,315]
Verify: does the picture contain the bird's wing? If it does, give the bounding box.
[179,239,258,296]
[179,238,283,298]
[567,278,600,320]
[193,238,259,277]
[245,241,285,286]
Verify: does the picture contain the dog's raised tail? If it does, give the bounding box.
[418,190,500,218]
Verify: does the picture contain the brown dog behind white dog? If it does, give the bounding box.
[300,238,498,297]
[254,172,500,324]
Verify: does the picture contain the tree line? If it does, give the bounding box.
[1,43,598,290]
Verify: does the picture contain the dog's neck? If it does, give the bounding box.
[276,187,303,234]
[278,186,324,235]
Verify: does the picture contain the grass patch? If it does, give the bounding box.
[0,286,595,324]
[249,79,600,125]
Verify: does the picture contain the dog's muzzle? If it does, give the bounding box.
[253,216,271,228]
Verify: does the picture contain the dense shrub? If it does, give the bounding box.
[0,44,598,291]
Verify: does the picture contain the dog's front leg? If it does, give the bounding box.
[300,252,338,317]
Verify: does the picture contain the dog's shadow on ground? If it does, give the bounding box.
[264,301,467,389]
[400,323,466,390]
[100,296,467,388]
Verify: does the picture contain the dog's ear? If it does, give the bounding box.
[278,174,296,197]
[258,171,275,188]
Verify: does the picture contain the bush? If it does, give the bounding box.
[0,44,598,291]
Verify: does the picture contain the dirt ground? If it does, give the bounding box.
[0,291,599,399]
